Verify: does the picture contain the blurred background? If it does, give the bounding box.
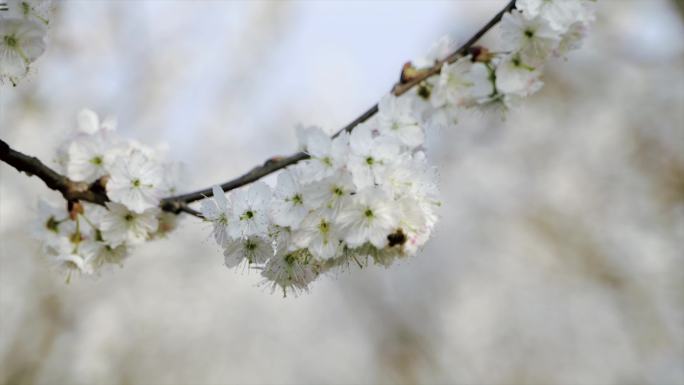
[1,1,683,384]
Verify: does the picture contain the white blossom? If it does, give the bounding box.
[106,150,164,213]
[80,237,129,271]
[224,236,273,267]
[261,249,319,296]
[228,182,272,238]
[302,171,355,213]
[100,202,159,247]
[556,21,589,56]
[65,131,117,183]
[516,0,590,33]
[378,94,424,148]
[3,0,51,25]
[297,126,348,182]
[270,169,309,228]
[200,185,230,247]
[500,10,560,65]
[347,122,400,189]
[76,108,117,134]
[432,60,495,111]
[33,199,70,250]
[413,34,456,68]
[0,17,46,84]
[336,187,398,248]
[495,54,543,98]
[52,252,92,279]
[292,209,342,260]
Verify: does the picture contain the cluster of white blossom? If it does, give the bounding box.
[34,109,181,280]
[27,0,596,294]
[200,0,596,295]
[201,102,440,295]
[0,0,50,86]
[415,0,596,128]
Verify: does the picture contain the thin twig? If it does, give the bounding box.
[161,0,516,207]
[0,138,109,205]
[1,0,515,218]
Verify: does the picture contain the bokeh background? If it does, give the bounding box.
[1,1,683,384]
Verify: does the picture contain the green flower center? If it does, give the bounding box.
[241,210,254,220]
[124,214,135,222]
[4,35,17,48]
[365,156,374,166]
[131,178,141,188]
[417,82,432,100]
[45,216,60,233]
[318,220,329,234]
[69,231,82,244]
[292,194,303,205]
[364,208,374,218]
[284,254,296,265]
[245,240,257,251]
[90,156,103,165]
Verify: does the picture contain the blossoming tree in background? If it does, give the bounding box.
[0,0,597,295]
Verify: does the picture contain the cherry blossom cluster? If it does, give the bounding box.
[0,0,50,86]
[24,0,596,294]
[414,0,596,128]
[201,98,440,295]
[34,110,181,279]
[199,0,596,295]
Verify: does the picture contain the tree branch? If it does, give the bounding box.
[1,0,515,219]
[0,138,109,205]
[161,0,516,207]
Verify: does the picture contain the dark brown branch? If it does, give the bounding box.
[1,1,515,219]
[162,0,516,207]
[0,139,207,218]
[0,139,108,205]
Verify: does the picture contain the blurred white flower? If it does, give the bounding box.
[298,127,348,182]
[261,250,319,297]
[106,150,164,213]
[3,0,51,25]
[556,21,589,56]
[33,199,70,250]
[500,10,560,65]
[336,187,397,248]
[378,94,424,148]
[80,237,129,271]
[200,185,230,247]
[100,202,159,247]
[271,169,309,228]
[413,34,456,68]
[429,60,494,126]
[292,209,341,260]
[66,132,117,183]
[228,182,272,238]
[224,236,272,267]
[302,171,355,213]
[347,122,400,189]
[76,108,117,134]
[517,0,590,32]
[495,54,543,98]
[0,17,46,84]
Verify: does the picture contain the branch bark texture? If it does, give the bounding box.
[0,0,516,218]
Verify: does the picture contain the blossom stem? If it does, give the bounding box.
[161,0,517,208]
[0,0,516,218]
[0,138,108,205]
